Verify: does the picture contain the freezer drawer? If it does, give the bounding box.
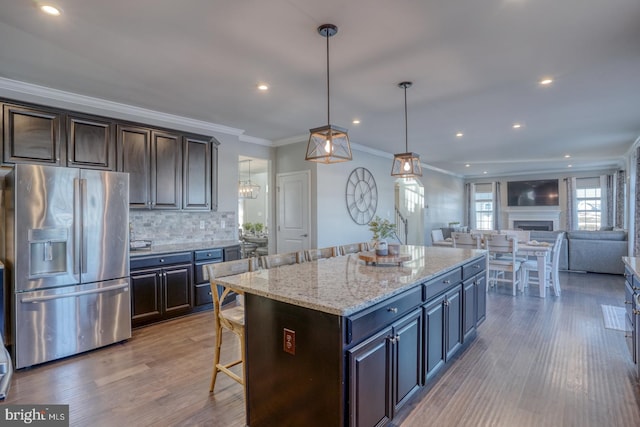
[14,279,131,369]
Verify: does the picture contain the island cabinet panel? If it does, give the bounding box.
[423,283,464,382]
[348,308,422,427]
[2,103,64,165]
[475,273,487,326]
[348,326,393,427]
[463,278,477,342]
[244,294,344,427]
[67,113,115,170]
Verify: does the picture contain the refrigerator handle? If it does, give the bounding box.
[81,178,88,274]
[20,283,130,303]
[73,178,81,275]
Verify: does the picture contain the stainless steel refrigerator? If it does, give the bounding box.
[4,164,131,369]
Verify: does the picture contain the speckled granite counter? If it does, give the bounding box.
[232,245,487,426]
[216,245,485,316]
[129,240,240,257]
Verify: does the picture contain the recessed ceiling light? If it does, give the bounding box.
[352,119,360,125]
[257,84,269,91]
[465,164,470,168]
[539,78,553,85]
[483,171,488,174]
[40,5,61,16]
[456,132,464,138]
[567,164,573,168]
[512,123,522,129]
[564,154,571,158]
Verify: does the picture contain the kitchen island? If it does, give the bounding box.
[216,245,487,427]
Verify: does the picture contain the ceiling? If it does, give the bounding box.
[1,0,639,178]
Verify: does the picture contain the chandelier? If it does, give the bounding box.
[238,160,260,199]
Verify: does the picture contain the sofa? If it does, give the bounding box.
[530,230,627,275]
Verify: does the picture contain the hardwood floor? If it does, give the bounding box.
[3,272,639,426]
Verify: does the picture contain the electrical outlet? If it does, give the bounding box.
[283,328,295,355]
[199,221,205,229]
[220,220,225,228]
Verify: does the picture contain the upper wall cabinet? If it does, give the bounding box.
[2,103,64,165]
[183,135,216,211]
[67,113,116,170]
[117,125,183,210]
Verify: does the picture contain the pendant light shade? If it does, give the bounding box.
[238,160,260,199]
[305,24,352,164]
[391,81,422,178]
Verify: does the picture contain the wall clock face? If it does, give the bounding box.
[345,167,378,225]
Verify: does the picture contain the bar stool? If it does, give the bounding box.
[206,258,256,393]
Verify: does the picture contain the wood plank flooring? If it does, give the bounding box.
[3,271,640,426]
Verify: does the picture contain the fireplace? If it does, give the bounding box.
[513,220,553,231]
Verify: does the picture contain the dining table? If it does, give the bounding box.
[517,242,553,298]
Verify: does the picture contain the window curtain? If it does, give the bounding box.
[492,181,501,230]
[615,170,625,229]
[604,174,614,229]
[565,177,577,231]
[635,147,640,256]
[465,183,476,230]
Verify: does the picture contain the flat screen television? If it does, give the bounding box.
[507,179,559,206]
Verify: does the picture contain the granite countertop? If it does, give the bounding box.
[216,245,485,316]
[130,240,241,257]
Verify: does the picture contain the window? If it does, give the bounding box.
[474,183,493,230]
[576,177,601,231]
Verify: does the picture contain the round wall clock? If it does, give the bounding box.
[345,167,378,224]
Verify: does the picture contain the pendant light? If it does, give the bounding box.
[391,81,422,178]
[305,24,352,163]
[238,160,260,199]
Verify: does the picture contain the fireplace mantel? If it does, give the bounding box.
[504,208,561,230]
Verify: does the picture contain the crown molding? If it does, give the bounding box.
[0,77,249,137]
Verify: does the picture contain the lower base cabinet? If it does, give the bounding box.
[348,309,422,427]
[423,285,463,382]
[131,255,193,328]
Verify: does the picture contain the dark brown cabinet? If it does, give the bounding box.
[2,103,64,165]
[423,285,463,382]
[130,253,193,328]
[348,309,423,427]
[118,125,182,209]
[463,278,476,342]
[183,135,212,211]
[67,114,115,170]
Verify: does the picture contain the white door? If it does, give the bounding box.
[276,171,311,253]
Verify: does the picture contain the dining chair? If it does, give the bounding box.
[520,232,565,295]
[206,258,256,393]
[260,251,301,269]
[452,232,481,249]
[485,234,522,296]
[339,243,367,256]
[305,246,338,261]
[431,229,445,244]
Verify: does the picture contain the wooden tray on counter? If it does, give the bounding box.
[358,251,411,266]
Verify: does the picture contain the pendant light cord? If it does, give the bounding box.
[404,84,408,152]
[326,31,331,125]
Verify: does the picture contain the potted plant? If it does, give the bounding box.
[242,222,254,235]
[253,222,264,235]
[368,216,395,256]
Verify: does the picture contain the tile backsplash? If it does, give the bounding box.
[129,210,237,245]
